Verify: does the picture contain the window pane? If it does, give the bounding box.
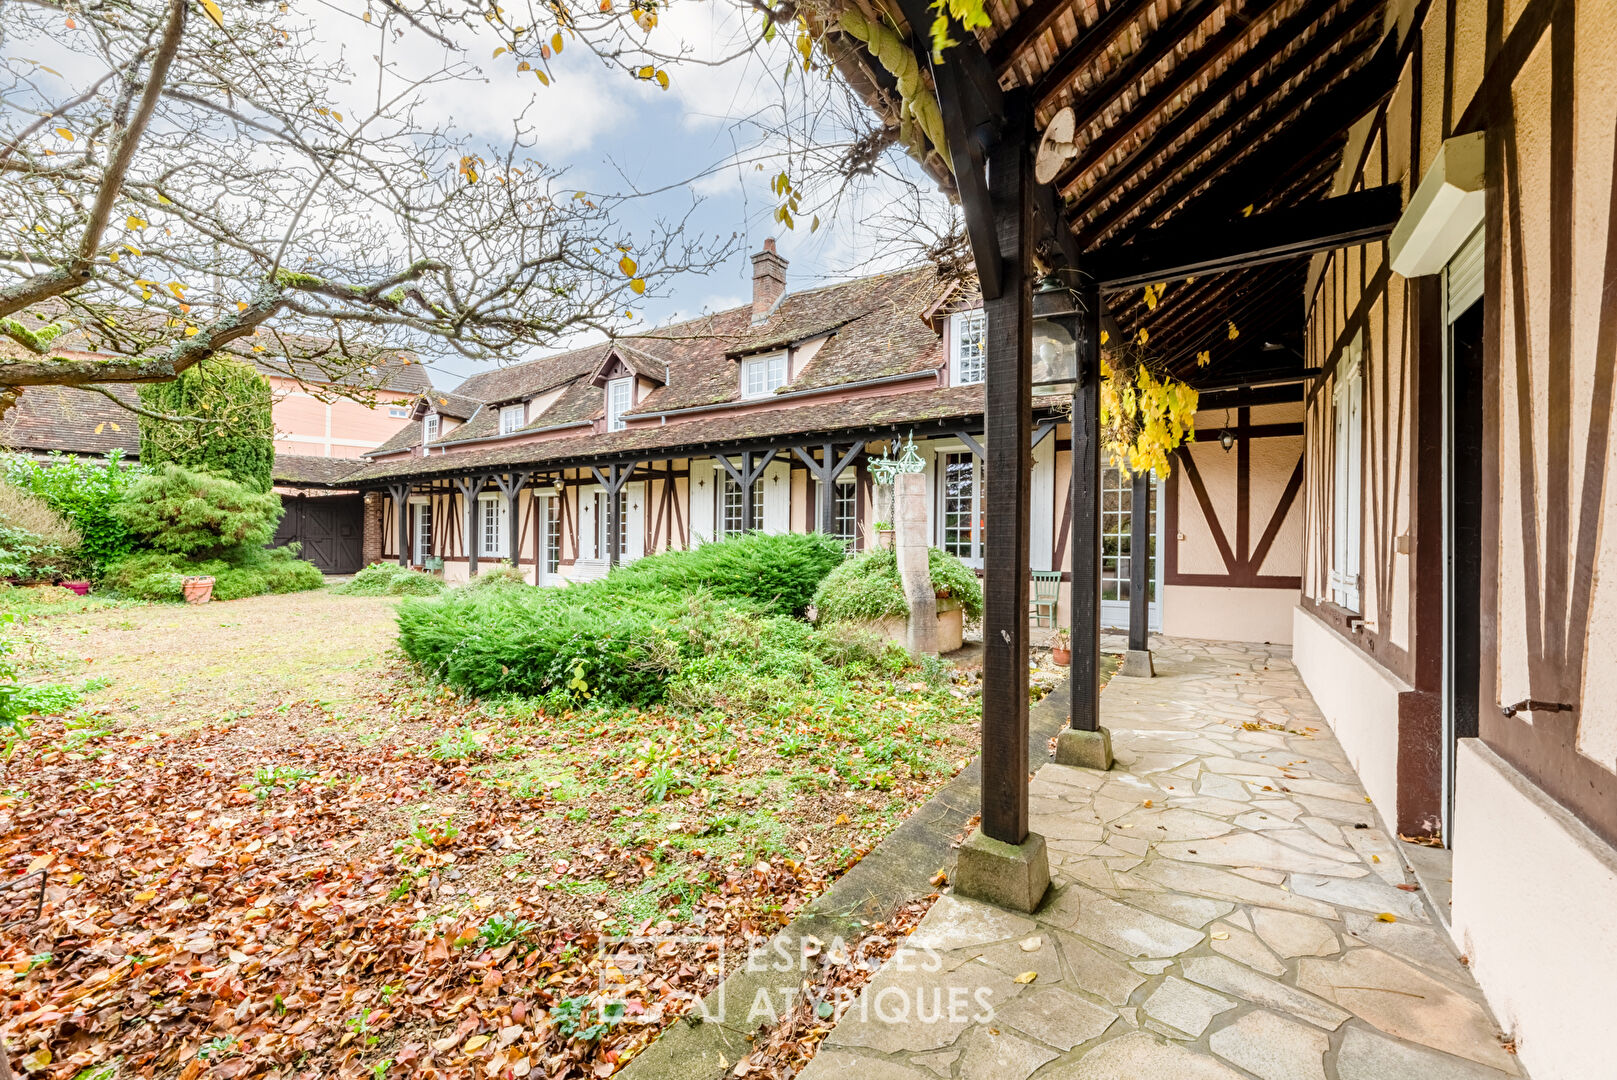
[941,451,976,560]
[955,311,986,384]
[545,497,560,573]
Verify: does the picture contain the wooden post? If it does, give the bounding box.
[389,483,410,567]
[1069,274,1103,730]
[979,93,1033,848]
[494,471,532,572]
[792,442,864,535]
[1129,469,1150,650]
[455,475,488,576]
[589,462,639,566]
[717,450,775,535]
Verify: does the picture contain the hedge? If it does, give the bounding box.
[811,547,983,624]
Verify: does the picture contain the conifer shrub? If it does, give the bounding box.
[605,531,845,616]
[115,464,282,557]
[138,356,275,492]
[811,547,983,624]
[337,562,447,596]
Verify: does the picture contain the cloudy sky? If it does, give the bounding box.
[306,0,958,386]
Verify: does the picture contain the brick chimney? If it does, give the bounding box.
[750,238,788,323]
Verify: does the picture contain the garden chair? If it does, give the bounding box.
[1030,570,1061,627]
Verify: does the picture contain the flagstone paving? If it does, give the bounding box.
[801,637,1523,1080]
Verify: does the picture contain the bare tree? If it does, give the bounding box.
[0,0,732,418]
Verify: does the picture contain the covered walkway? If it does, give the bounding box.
[803,638,1521,1080]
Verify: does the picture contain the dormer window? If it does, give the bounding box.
[951,310,986,385]
[499,403,525,435]
[423,413,439,443]
[742,352,788,398]
[606,377,633,432]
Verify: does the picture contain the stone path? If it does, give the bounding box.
[801,637,1523,1080]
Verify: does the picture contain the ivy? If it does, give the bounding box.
[1099,345,1200,477]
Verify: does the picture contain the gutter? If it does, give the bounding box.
[422,419,594,452]
[639,368,940,424]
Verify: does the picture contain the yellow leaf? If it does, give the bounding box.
[133,889,157,901]
[1136,327,1148,345]
[126,215,147,230]
[493,47,507,58]
[518,60,531,71]
[94,423,105,434]
[463,1035,490,1052]
[536,70,549,86]
[655,69,669,90]
[363,9,371,21]
[237,301,248,311]
[1100,330,1109,345]
[109,252,119,262]
[1013,971,1038,984]
[55,127,73,140]
[1375,912,1398,923]
[552,32,564,53]
[630,278,646,295]
[1227,321,1239,340]
[332,111,343,123]
[619,254,637,276]
[200,0,225,30]
[110,422,120,431]
[184,326,200,337]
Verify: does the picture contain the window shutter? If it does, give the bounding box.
[623,482,646,561]
[1446,226,1484,321]
[689,461,717,545]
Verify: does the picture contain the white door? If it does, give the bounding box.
[1099,468,1162,633]
[623,481,646,561]
[689,461,718,545]
[761,460,790,533]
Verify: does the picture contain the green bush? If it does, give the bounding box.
[0,482,83,582]
[454,563,529,593]
[102,544,322,602]
[139,356,275,492]
[2,451,140,574]
[811,547,984,624]
[116,464,282,557]
[337,562,447,597]
[397,534,896,708]
[605,531,846,616]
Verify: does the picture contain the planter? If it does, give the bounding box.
[1051,645,1072,666]
[867,598,965,653]
[59,580,91,596]
[181,575,215,605]
[875,530,896,550]
[423,556,444,573]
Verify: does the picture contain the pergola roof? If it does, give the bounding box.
[831,0,1407,387]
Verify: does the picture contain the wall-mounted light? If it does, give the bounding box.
[1031,271,1083,392]
[1218,407,1235,452]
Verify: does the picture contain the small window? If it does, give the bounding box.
[829,478,855,546]
[939,450,982,567]
[423,414,439,443]
[951,310,987,385]
[499,403,525,435]
[389,406,410,418]
[595,491,628,559]
[741,352,788,398]
[480,496,508,558]
[606,377,633,432]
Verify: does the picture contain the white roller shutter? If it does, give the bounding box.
[1031,432,1056,571]
[1446,226,1484,322]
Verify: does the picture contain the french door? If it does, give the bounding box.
[1099,467,1162,633]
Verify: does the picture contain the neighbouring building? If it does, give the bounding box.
[346,242,1305,644]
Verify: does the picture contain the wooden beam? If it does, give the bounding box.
[927,45,1002,299]
[1090,186,1403,291]
[980,89,1034,846]
[454,475,489,575]
[389,483,410,567]
[1062,0,1371,209]
[1079,18,1386,244]
[1012,0,1154,88]
[1048,0,1281,184]
[1069,274,1103,733]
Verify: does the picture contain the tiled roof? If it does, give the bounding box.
[421,390,482,420]
[342,384,1065,484]
[1,385,142,456]
[272,454,369,487]
[453,345,607,406]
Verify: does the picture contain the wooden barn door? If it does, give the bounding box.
[274,494,363,574]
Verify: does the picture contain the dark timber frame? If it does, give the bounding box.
[589,462,639,567]
[791,443,865,534]
[715,449,776,534]
[454,475,489,576]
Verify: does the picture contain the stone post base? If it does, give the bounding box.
[1119,649,1155,678]
[953,828,1050,913]
[1054,726,1114,770]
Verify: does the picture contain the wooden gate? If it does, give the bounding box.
[273,494,363,574]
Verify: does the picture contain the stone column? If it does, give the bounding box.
[894,472,937,657]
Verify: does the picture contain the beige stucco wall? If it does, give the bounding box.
[1163,586,1298,645]
[1293,606,1406,819]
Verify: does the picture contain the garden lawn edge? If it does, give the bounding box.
[617,681,1078,1080]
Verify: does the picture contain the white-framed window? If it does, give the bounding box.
[595,491,628,560]
[832,478,855,545]
[423,413,439,443]
[389,405,410,418]
[951,310,987,385]
[543,495,561,575]
[741,352,788,398]
[606,377,633,432]
[721,473,764,536]
[939,450,983,567]
[411,499,432,559]
[479,495,508,559]
[499,403,525,435]
[1330,339,1364,611]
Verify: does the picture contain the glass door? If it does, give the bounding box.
[1099,467,1162,633]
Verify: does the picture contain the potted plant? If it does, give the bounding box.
[181,574,216,604]
[1051,626,1072,666]
[58,580,92,597]
[873,521,895,550]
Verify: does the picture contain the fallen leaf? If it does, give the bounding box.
[1018,936,1042,952]
[1012,971,1038,984]
[1375,912,1398,923]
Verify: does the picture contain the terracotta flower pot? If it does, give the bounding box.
[1051,645,1072,666]
[876,530,896,550]
[182,575,215,605]
[60,580,91,596]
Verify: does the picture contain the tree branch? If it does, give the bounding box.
[76,382,226,425]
